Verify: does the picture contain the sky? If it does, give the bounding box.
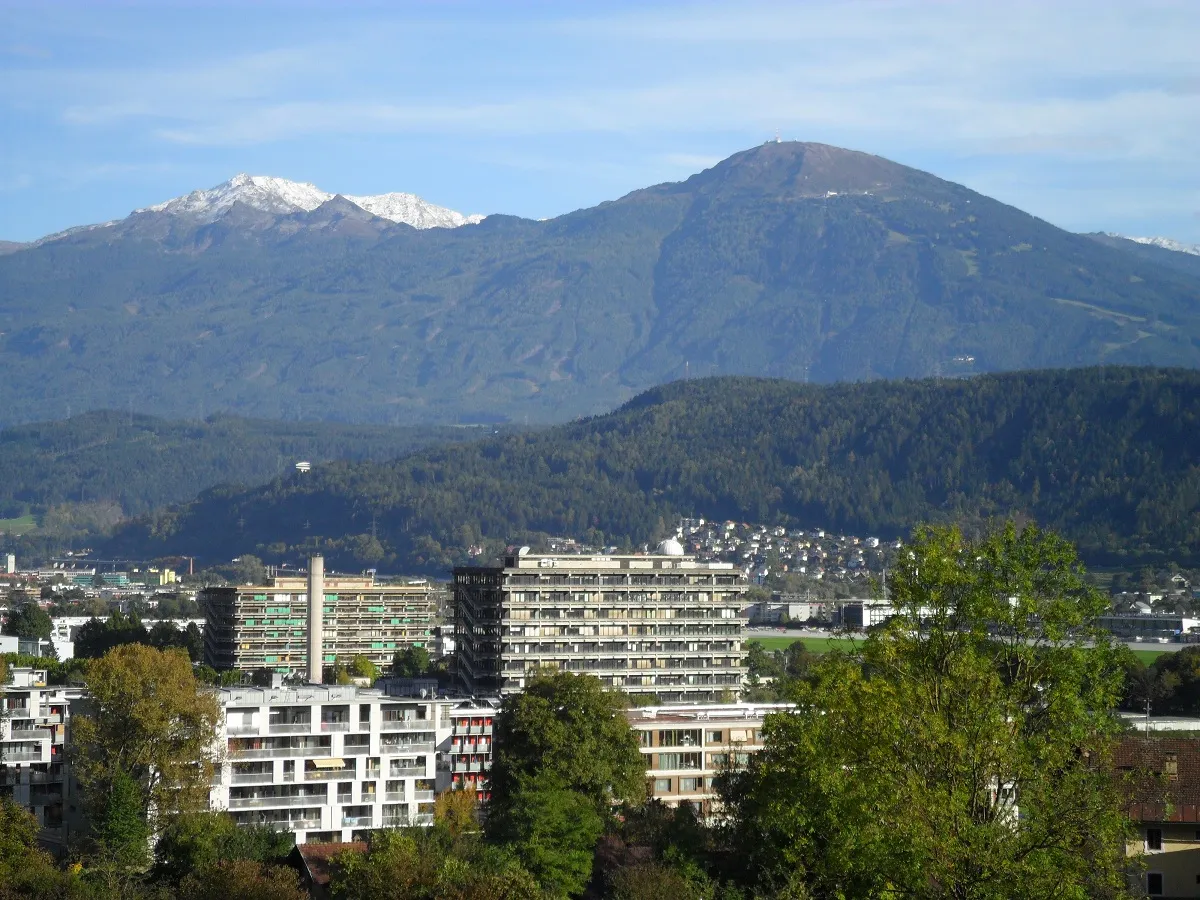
[1,0,1198,243]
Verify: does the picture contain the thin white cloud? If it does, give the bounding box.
[3,0,1198,239]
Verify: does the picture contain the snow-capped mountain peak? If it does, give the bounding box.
[135,174,482,229]
[1107,233,1200,257]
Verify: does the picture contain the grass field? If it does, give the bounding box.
[1133,649,1173,664]
[751,634,1177,665]
[749,635,858,653]
[0,514,36,532]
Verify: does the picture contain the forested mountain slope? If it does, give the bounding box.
[105,367,1200,573]
[0,411,484,518]
[3,143,1200,426]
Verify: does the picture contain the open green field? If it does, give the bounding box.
[749,635,858,653]
[0,514,35,532]
[751,634,1178,666]
[1133,649,1174,664]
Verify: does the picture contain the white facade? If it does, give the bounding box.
[212,683,446,844]
[0,667,81,847]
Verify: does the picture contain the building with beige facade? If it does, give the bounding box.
[629,702,791,815]
[453,546,748,703]
[201,571,435,675]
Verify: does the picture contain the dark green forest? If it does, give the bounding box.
[104,366,1200,573]
[0,410,485,519]
[3,142,1200,426]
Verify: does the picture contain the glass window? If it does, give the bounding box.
[653,778,671,793]
[1147,872,1163,895]
[1147,828,1163,851]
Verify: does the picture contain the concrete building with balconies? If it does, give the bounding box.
[438,698,499,802]
[0,667,81,848]
[211,682,446,844]
[453,546,748,703]
[629,702,792,816]
[201,571,435,675]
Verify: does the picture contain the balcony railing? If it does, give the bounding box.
[384,792,406,802]
[387,765,427,777]
[228,794,327,809]
[231,747,331,760]
[380,719,434,731]
[319,721,352,732]
[412,790,435,802]
[304,768,355,781]
[235,816,321,830]
[342,815,374,827]
[268,722,312,734]
[379,742,434,754]
[230,772,277,785]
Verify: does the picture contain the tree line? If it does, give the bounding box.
[106,366,1200,574]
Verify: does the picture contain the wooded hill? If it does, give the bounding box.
[4,143,1200,426]
[0,411,485,520]
[104,367,1200,573]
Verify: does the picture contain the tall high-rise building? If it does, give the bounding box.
[453,546,748,702]
[201,567,435,674]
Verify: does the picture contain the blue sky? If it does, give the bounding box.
[2,0,1197,243]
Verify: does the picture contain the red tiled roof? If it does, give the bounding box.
[1114,736,1200,823]
[295,841,367,886]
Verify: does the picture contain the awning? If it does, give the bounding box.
[311,757,346,769]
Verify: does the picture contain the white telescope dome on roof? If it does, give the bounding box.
[656,537,685,556]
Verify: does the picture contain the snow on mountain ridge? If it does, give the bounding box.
[1107,233,1200,257]
[136,174,483,229]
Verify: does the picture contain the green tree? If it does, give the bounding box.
[485,672,646,896]
[71,645,222,844]
[73,612,149,659]
[348,655,379,681]
[153,811,294,885]
[722,523,1135,900]
[488,784,603,898]
[178,859,305,900]
[2,601,51,639]
[0,798,92,900]
[230,555,267,585]
[390,646,430,678]
[329,827,539,900]
[92,769,151,872]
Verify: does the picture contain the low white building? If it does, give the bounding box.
[0,667,82,848]
[212,682,445,844]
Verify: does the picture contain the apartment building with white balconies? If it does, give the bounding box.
[212,682,447,844]
[454,546,748,702]
[0,667,81,847]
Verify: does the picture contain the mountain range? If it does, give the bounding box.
[103,367,1200,574]
[2,142,1199,426]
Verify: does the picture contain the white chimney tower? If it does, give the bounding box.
[307,555,325,684]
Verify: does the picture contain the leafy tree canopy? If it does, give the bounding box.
[722,523,1134,899]
[2,601,51,639]
[71,645,222,838]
